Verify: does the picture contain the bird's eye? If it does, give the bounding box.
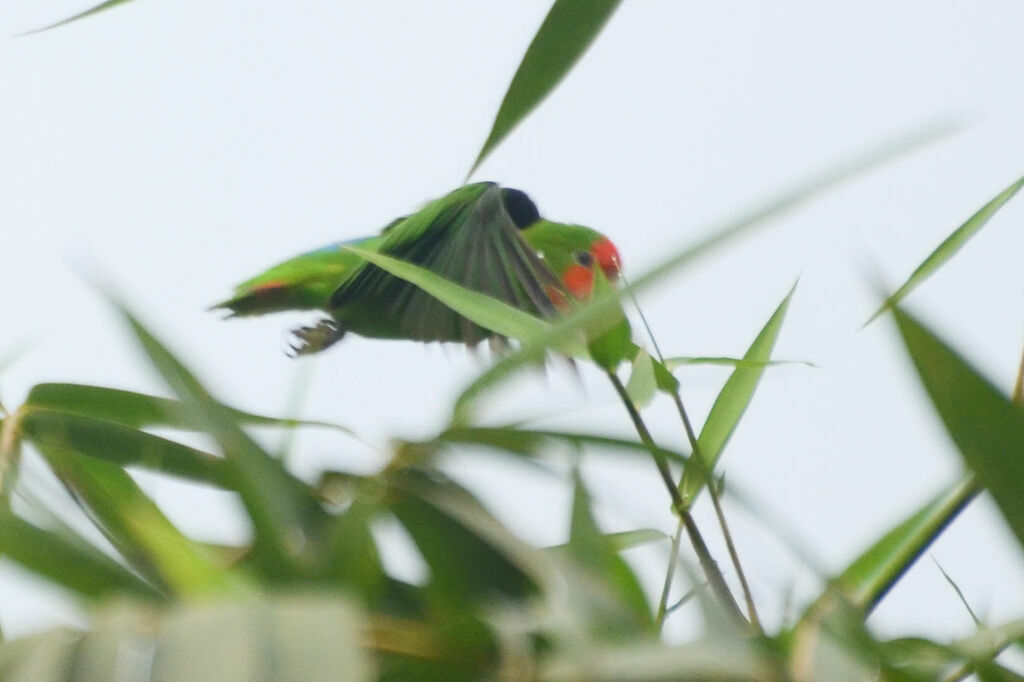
[573,250,594,268]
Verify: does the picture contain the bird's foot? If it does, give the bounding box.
[287,319,346,357]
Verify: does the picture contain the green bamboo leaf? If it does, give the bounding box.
[885,620,1024,681]
[0,506,160,601]
[664,356,817,370]
[344,246,557,345]
[112,300,330,579]
[325,500,386,603]
[566,473,653,635]
[454,124,952,421]
[390,469,539,603]
[894,306,1024,550]
[25,383,353,435]
[792,477,979,678]
[537,636,768,681]
[20,408,228,486]
[547,528,669,554]
[389,468,555,594]
[19,0,137,36]
[866,174,1024,325]
[0,595,373,682]
[34,444,240,597]
[424,425,689,466]
[468,0,623,176]
[679,282,796,505]
[838,476,977,611]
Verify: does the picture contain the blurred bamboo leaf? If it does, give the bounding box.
[25,383,353,435]
[0,595,373,681]
[665,356,817,370]
[866,174,1024,325]
[468,0,623,176]
[626,348,658,407]
[548,528,669,553]
[114,301,331,579]
[19,0,137,36]
[325,500,387,603]
[0,506,160,601]
[886,620,1024,681]
[894,306,1024,550]
[424,425,689,465]
[20,408,228,487]
[537,636,769,681]
[343,246,558,347]
[455,125,952,421]
[34,444,239,597]
[679,282,796,505]
[836,476,978,612]
[389,469,539,603]
[566,473,653,635]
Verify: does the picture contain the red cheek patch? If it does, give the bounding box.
[591,238,621,278]
[563,264,595,299]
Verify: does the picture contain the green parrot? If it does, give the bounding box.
[211,182,623,355]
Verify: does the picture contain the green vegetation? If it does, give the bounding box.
[2,2,1023,680]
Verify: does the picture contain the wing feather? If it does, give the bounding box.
[329,184,566,343]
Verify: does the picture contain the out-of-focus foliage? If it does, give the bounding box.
[3,1,1024,680]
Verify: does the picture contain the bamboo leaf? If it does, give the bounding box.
[894,306,1024,550]
[34,444,240,597]
[679,282,796,505]
[565,473,653,635]
[19,0,137,36]
[0,506,161,601]
[538,636,768,681]
[424,425,689,466]
[454,125,952,421]
[20,408,228,487]
[792,477,979,679]
[664,356,816,370]
[837,477,978,611]
[389,469,540,603]
[25,383,353,435]
[344,246,556,345]
[866,174,1024,325]
[468,0,623,176]
[0,595,373,682]
[112,301,330,579]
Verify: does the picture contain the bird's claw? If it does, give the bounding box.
[286,319,345,357]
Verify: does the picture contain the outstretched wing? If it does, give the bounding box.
[329,184,564,344]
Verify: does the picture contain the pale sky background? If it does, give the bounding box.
[2,0,1024,649]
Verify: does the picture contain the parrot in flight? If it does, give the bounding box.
[211,182,623,355]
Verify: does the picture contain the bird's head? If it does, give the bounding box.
[522,220,622,301]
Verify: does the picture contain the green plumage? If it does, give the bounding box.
[212,182,617,353]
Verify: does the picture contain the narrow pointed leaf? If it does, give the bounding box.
[34,444,238,596]
[894,306,1024,550]
[665,356,816,370]
[19,0,136,36]
[344,246,555,344]
[837,476,978,611]
[679,282,796,505]
[468,0,623,176]
[455,125,952,420]
[20,408,228,486]
[426,425,689,465]
[25,383,353,435]
[867,174,1024,324]
[113,301,329,578]
[792,477,979,676]
[538,636,768,681]
[0,506,160,600]
[566,474,653,634]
